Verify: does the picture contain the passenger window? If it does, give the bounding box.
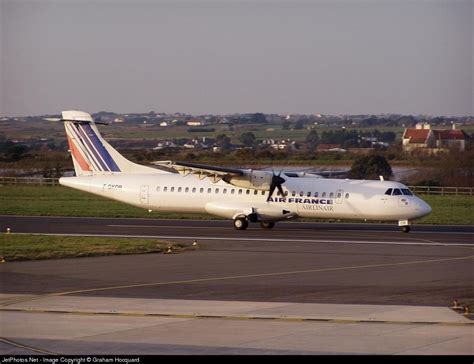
[345,193,349,199]
[238,189,242,195]
[215,188,219,194]
[284,191,289,196]
[337,192,341,198]
[200,188,204,193]
[307,192,311,197]
[292,191,296,197]
[393,188,402,196]
[192,187,196,193]
[246,190,250,195]
[156,186,160,192]
[164,187,168,192]
[322,192,326,197]
[254,190,258,195]
[223,188,227,194]
[385,188,392,196]
[261,190,265,195]
[185,187,189,193]
[402,189,413,196]
[171,187,175,192]
[329,192,334,198]
[178,187,182,192]
[231,189,235,194]
[299,191,304,197]
[314,192,319,197]
[208,188,212,193]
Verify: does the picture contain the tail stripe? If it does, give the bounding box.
[79,123,120,172]
[66,135,91,172]
[65,122,98,171]
[66,123,105,172]
[74,124,109,171]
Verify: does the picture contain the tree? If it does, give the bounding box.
[348,155,392,180]
[239,132,256,147]
[251,113,267,124]
[294,120,305,130]
[216,134,232,150]
[305,130,319,148]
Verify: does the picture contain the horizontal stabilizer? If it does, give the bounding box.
[62,110,94,122]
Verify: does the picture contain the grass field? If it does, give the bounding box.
[0,185,210,219]
[0,234,190,261]
[0,185,472,225]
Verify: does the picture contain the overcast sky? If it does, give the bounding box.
[0,0,472,117]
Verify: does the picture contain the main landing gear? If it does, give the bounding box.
[260,221,275,229]
[233,216,276,230]
[233,217,249,230]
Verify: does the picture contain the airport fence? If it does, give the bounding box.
[0,176,472,195]
[0,176,60,186]
[407,185,473,196]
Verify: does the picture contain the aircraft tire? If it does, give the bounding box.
[234,217,248,230]
[401,225,411,233]
[260,221,275,229]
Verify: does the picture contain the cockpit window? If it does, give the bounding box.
[401,189,413,196]
[392,188,402,195]
[385,188,393,195]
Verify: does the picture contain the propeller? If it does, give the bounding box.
[267,171,285,202]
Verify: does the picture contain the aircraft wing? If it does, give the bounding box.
[152,160,286,201]
[152,160,244,183]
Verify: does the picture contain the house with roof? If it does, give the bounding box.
[402,123,470,152]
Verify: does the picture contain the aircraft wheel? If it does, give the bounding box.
[234,217,248,230]
[401,225,411,233]
[260,221,275,229]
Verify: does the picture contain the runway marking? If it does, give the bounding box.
[106,224,474,235]
[19,232,474,247]
[2,308,472,326]
[2,254,473,307]
[0,337,59,355]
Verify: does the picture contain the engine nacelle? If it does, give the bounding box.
[224,170,275,191]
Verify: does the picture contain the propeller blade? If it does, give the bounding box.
[267,183,276,202]
[276,183,285,197]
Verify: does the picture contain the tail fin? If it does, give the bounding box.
[62,110,163,176]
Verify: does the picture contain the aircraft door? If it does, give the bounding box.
[140,185,149,204]
[335,189,344,204]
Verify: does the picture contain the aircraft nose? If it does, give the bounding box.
[418,199,432,217]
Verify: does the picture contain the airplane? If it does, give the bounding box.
[58,110,432,233]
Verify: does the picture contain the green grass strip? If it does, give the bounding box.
[0,234,185,261]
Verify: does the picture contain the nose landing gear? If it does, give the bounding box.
[399,220,411,233]
[401,225,411,233]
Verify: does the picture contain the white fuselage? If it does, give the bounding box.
[59,173,432,223]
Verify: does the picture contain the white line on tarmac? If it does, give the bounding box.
[106,224,474,235]
[22,232,474,247]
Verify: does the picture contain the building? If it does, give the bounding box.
[402,123,470,152]
[186,119,204,126]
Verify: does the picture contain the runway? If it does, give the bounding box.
[1,216,473,306]
[1,216,473,354]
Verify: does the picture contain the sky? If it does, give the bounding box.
[0,0,472,117]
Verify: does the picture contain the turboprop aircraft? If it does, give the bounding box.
[58,110,432,232]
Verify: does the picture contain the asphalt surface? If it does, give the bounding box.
[1,216,473,307]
